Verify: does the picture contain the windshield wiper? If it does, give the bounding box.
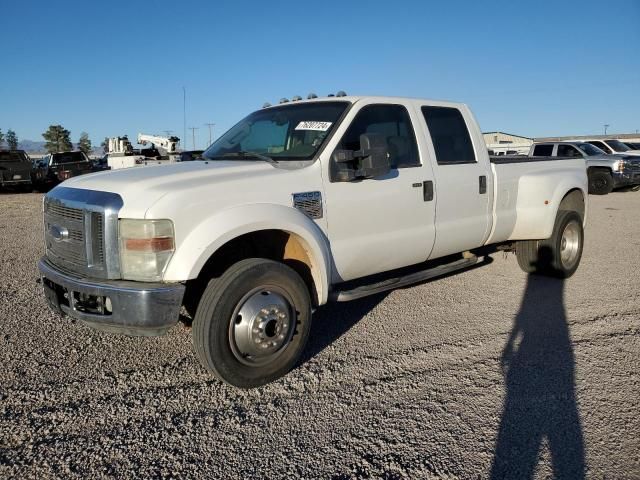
[208,151,278,166]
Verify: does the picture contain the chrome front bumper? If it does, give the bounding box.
[38,258,185,336]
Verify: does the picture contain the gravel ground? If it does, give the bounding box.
[1,191,639,479]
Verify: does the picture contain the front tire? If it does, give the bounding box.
[516,211,584,278]
[588,170,613,195]
[192,258,312,388]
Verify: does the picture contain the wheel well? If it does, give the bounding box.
[184,230,319,315]
[559,188,585,222]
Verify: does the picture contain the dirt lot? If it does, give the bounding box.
[0,191,639,479]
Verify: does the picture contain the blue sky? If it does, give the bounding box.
[1,0,638,149]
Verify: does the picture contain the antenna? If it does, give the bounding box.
[183,87,187,151]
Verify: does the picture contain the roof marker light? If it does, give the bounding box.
[279,98,289,104]
[292,95,302,101]
[262,102,271,108]
[307,93,318,99]
[336,91,347,97]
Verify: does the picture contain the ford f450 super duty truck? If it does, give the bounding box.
[38,95,588,388]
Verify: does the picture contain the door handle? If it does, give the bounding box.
[423,180,434,201]
[479,175,487,194]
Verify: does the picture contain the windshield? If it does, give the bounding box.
[51,152,88,164]
[605,140,630,152]
[576,143,605,156]
[0,151,28,163]
[204,101,349,162]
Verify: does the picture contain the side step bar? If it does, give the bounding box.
[330,255,481,302]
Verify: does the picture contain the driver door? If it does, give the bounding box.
[322,101,437,282]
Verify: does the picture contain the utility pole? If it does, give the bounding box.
[604,124,610,135]
[183,87,187,151]
[204,123,216,147]
[188,127,199,150]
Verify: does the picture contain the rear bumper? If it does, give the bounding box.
[0,178,31,186]
[38,258,185,336]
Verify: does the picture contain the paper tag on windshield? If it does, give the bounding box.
[295,121,332,131]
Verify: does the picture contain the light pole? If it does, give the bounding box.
[188,127,199,150]
[604,124,610,135]
[183,87,186,150]
[204,123,216,147]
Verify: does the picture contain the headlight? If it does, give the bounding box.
[119,219,175,281]
[616,159,626,172]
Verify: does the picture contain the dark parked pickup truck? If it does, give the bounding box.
[33,151,93,190]
[0,150,33,189]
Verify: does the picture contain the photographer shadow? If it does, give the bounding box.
[491,252,585,479]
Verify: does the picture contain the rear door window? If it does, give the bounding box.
[533,144,554,156]
[421,106,476,164]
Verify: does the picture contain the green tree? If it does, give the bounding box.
[101,137,109,153]
[6,129,18,150]
[42,125,72,153]
[77,132,92,155]
[0,129,4,148]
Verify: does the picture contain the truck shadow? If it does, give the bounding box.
[299,255,494,367]
[490,269,585,479]
[298,292,387,366]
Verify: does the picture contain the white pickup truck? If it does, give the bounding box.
[39,95,588,387]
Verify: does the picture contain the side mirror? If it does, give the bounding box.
[331,133,391,182]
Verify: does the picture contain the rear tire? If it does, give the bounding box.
[516,211,584,278]
[588,170,613,195]
[192,258,312,388]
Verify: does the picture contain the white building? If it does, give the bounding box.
[483,132,533,156]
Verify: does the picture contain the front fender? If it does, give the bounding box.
[163,204,332,305]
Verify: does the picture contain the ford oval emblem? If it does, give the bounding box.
[49,224,69,242]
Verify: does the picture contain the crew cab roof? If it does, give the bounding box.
[260,95,469,111]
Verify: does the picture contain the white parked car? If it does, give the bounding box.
[577,138,640,156]
[38,95,588,387]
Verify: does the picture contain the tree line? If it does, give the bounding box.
[0,125,93,155]
[0,129,19,150]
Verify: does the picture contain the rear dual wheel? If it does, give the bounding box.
[192,258,312,388]
[516,210,584,278]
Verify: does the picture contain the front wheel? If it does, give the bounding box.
[516,211,584,278]
[588,170,613,195]
[192,258,312,388]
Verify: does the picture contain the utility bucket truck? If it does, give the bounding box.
[105,134,181,170]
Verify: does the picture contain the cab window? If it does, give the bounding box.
[533,144,554,156]
[588,141,612,154]
[557,145,582,157]
[338,104,420,168]
[421,106,476,164]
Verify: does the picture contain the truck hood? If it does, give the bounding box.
[60,160,280,217]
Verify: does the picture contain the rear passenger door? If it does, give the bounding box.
[418,105,492,259]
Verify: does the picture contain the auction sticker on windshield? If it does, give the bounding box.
[295,121,332,131]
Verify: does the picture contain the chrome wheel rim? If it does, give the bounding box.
[560,221,581,269]
[229,286,295,367]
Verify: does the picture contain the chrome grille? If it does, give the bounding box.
[44,202,87,274]
[42,188,120,278]
[46,203,85,221]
